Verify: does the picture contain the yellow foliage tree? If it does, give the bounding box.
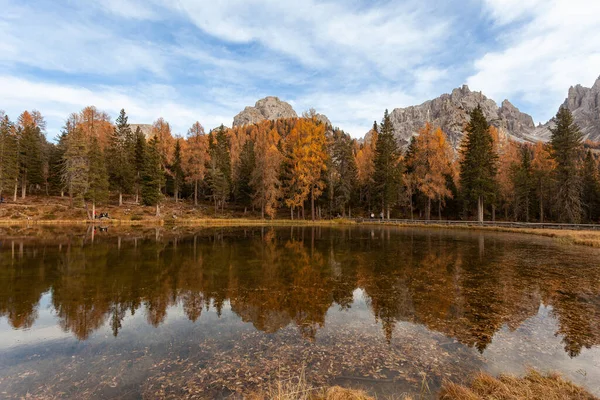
[409,123,454,219]
[532,141,556,222]
[285,118,328,221]
[251,127,282,219]
[185,122,210,206]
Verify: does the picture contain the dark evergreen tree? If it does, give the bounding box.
[133,126,146,203]
[18,123,46,198]
[373,109,402,219]
[207,125,232,212]
[0,115,19,200]
[550,107,584,223]
[459,106,498,222]
[141,136,163,215]
[107,109,134,205]
[236,139,255,211]
[47,133,66,196]
[331,129,357,216]
[87,136,109,218]
[581,151,600,222]
[512,146,535,222]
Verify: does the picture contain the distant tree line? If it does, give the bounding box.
[0,105,596,223]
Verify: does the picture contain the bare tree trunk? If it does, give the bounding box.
[119,191,123,207]
[85,202,91,220]
[21,175,26,199]
[427,197,431,220]
[156,203,160,217]
[290,207,293,220]
[92,201,96,221]
[311,186,315,221]
[478,196,484,222]
[539,186,544,223]
[13,180,18,202]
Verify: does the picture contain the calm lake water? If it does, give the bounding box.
[0,225,599,399]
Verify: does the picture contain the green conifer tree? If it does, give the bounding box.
[459,106,498,222]
[207,126,232,212]
[581,151,600,222]
[133,127,146,203]
[108,109,134,205]
[373,110,402,219]
[236,139,255,211]
[141,136,163,215]
[550,107,584,223]
[512,146,535,222]
[0,115,19,200]
[61,118,89,208]
[17,123,45,199]
[87,136,109,218]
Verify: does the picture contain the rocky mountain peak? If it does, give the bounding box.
[233,96,298,127]
[386,85,536,149]
[528,75,600,141]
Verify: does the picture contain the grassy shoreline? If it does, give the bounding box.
[2,217,600,247]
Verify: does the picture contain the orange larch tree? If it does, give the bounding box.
[185,122,210,206]
[410,123,454,220]
[492,126,520,220]
[532,141,556,222]
[285,118,328,221]
[251,126,282,219]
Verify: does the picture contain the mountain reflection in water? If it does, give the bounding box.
[0,226,599,398]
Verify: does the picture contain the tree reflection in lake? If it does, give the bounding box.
[0,226,599,398]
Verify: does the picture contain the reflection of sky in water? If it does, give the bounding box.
[2,289,599,397]
[1,227,600,398]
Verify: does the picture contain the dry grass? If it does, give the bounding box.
[439,370,598,400]
[246,369,377,400]
[363,221,600,248]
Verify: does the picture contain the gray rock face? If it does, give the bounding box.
[531,76,600,141]
[387,85,536,149]
[233,96,298,127]
[314,113,331,127]
[129,124,153,139]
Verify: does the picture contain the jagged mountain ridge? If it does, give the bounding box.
[531,76,600,141]
[386,85,537,149]
[384,75,600,149]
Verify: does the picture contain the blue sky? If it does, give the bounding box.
[1,0,599,140]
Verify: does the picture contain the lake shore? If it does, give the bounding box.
[3,217,600,248]
[2,196,600,247]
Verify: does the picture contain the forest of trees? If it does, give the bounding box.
[0,104,597,223]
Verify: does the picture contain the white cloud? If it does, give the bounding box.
[0,76,235,139]
[468,0,600,122]
[0,1,167,76]
[293,86,417,137]
[98,0,162,20]
[167,0,449,78]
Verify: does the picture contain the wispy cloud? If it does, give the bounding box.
[0,76,235,139]
[0,0,597,137]
[468,0,600,122]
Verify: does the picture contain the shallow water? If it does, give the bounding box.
[0,225,599,399]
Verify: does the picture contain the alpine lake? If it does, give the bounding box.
[0,224,599,399]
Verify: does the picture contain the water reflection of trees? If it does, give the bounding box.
[0,227,599,356]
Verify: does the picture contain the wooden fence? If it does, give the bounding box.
[355,218,600,231]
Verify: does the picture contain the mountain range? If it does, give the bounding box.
[229,75,600,149]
